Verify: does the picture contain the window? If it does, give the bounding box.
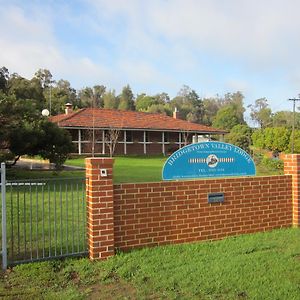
[125,131,133,143]
[163,132,170,143]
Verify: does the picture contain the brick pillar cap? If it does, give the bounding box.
[283,154,300,161]
[85,157,115,164]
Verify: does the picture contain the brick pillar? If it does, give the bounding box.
[85,158,115,260]
[284,154,300,226]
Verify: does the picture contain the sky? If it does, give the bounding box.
[1,0,300,121]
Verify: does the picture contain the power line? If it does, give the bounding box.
[288,96,300,153]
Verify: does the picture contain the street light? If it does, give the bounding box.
[42,109,50,117]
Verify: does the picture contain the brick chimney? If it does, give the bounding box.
[173,107,180,119]
[65,103,73,115]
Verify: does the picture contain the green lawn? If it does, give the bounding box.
[7,155,282,183]
[66,155,167,183]
[0,157,292,299]
[6,168,85,180]
[1,228,300,299]
[66,155,282,181]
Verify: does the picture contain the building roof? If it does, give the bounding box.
[50,108,227,134]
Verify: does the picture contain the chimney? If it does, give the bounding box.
[173,107,180,119]
[65,103,73,115]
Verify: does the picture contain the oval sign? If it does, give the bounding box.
[162,141,256,180]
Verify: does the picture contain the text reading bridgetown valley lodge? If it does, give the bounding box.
[162,141,256,180]
[167,142,252,166]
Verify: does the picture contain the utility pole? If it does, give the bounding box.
[288,96,300,153]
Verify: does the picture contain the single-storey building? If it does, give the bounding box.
[50,104,227,156]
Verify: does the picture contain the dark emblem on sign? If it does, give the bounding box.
[207,154,218,168]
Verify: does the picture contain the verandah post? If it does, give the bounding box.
[85,158,115,260]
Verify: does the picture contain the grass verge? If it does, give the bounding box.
[1,228,300,299]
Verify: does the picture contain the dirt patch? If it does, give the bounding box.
[87,279,138,300]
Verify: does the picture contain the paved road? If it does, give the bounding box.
[14,160,84,170]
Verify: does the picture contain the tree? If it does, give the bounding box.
[154,92,170,103]
[135,94,156,111]
[248,98,272,128]
[212,92,246,130]
[272,127,291,152]
[118,84,135,110]
[212,106,240,130]
[104,128,121,157]
[8,74,45,109]
[180,130,191,146]
[49,79,77,114]
[289,130,300,153]
[202,97,222,126]
[223,92,245,124]
[93,85,106,107]
[34,69,53,89]
[146,104,170,115]
[0,66,9,92]
[38,121,74,169]
[263,127,291,153]
[0,68,74,168]
[252,129,266,149]
[103,89,119,109]
[225,125,252,153]
[171,85,203,122]
[78,85,106,108]
[272,111,300,128]
[135,92,170,114]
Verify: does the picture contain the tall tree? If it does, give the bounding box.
[34,69,53,89]
[0,72,73,167]
[225,124,252,153]
[212,92,246,130]
[103,89,119,109]
[8,74,45,107]
[0,66,9,92]
[135,94,156,111]
[171,85,203,122]
[49,79,77,114]
[118,84,135,110]
[223,92,245,124]
[272,111,300,128]
[202,97,222,126]
[248,98,272,128]
[78,85,106,108]
[212,106,240,130]
[155,92,170,103]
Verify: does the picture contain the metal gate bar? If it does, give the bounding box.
[1,162,7,270]
[1,173,87,267]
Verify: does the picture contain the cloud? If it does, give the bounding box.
[2,0,300,110]
[87,0,300,71]
[0,3,113,88]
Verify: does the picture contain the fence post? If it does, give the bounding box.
[284,154,300,226]
[1,162,7,269]
[85,158,115,260]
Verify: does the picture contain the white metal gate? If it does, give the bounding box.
[1,163,88,269]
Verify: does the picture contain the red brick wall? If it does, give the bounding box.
[113,176,292,251]
[284,154,300,225]
[86,158,115,259]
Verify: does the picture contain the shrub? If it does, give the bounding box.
[261,157,284,171]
